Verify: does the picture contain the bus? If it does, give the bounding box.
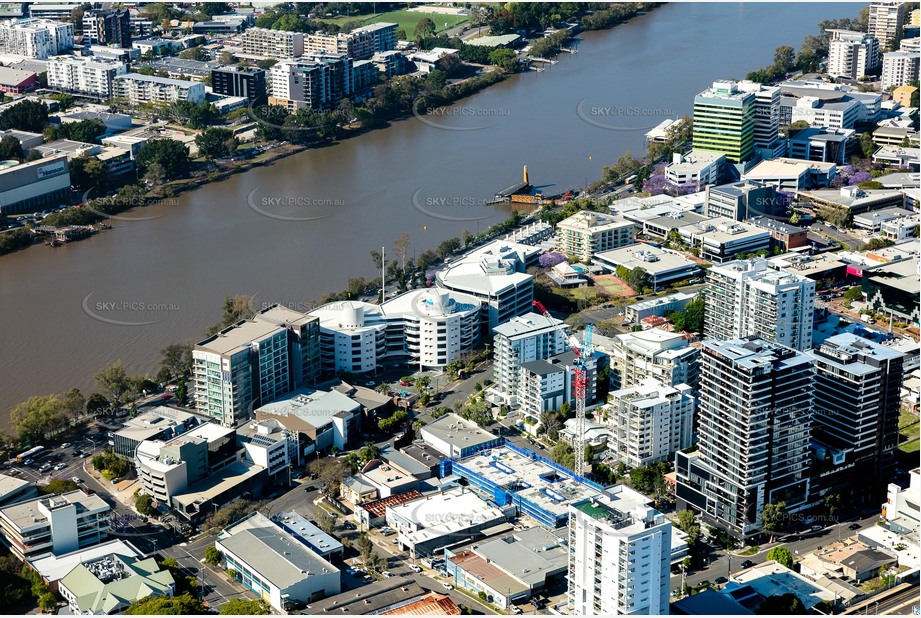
[16,445,44,462]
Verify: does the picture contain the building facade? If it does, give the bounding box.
[809,334,904,505]
[240,27,304,59]
[556,211,635,263]
[599,329,700,391]
[0,154,70,216]
[676,338,814,539]
[602,377,695,469]
[490,312,570,407]
[304,22,397,59]
[211,65,266,102]
[268,53,352,111]
[113,73,205,105]
[82,8,130,48]
[704,180,780,221]
[0,17,72,58]
[693,80,755,163]
[881,50,920,90]
[826,29,880,80]
[868,1,906,50]
[568,487,671,615]
[704,259,815,351]
[47,55,126,97]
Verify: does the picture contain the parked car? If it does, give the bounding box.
[304,485,317,492]
[409,565,422,573]
[533,600,545,610]
[60,442,71,449]
[512,606,523,614]
[400,380,412,386]
[811,524,823,532]
[740,560,755,569]
[54,463,66,470]
[442,583,453,590]
[382,571,393,578]
[848,523,861,530]
[714,577,728,585]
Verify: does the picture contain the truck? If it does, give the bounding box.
[860,314,876,324]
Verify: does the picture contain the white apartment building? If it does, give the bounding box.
[436,240,537,330]
[596,329,700,390]
[882,50,920,90]
[489,312,570,407]
[826,29,880,80]
[268,54,352,111]
[868,1,906,50]
[704,258,816,351]
[0,18,72,59]
[556,211,635,263]
[737,80,785,157]
[304,22,397,59]
[602,377,695,469]
[47,55,126,97]
[113,73,205,105]
[517,351,598,429]
[0,490,110,561]
[309,288,481,373]
[241,26,304,59]
[791,96,862,130]
[883,468,920,535]
[568,486,671,615]
[664,150,725,191]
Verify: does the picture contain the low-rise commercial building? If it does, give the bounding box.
[704,180,780,221]
[787,126,854,165]
[624,293,697,325]
[746,216,809,251]
[58,554,174,615]
[216,512,340,612]
[677,217,772,263]
[594,244,700,290]
[862,255,920,324]
[872,145,920,170]
[0,473,35,506]
[255,387,361,453]
[0,490,110,561]
[110,406,210,457]
[664,150,725,191]
[883,468,920,535]
[0,154,69,216]
[799,186,905,215]
[29,538,142,590]
[420,413,499,459]
[742,157,836,191]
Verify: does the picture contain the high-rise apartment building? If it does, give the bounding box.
[808,334,904,504]
[602,377,695,469]
[211,65,266,103]
[826,30,881,80]
[192,305,320,426]
[490,312,570,406]
[693,80,755,163]
[704,259,815,351]
[47,55,126,97]
[0,18,73,58]
[599,329,700,391]
[268,53,352,111]
[568,486,671,615]
[882,39,920,90]
[304,22,397,59]
[703,179,779,221]
[868,2,906,50]
[82,8,130,48]
[676,337,814,539]
[240,27,304,59]
[555,211,635,263]
[113,73,205,105]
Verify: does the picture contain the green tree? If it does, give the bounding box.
[843,286,863,301]
[625,267,650,293]
[0,100,48,132]
[761,502,787,542]
[67,156,107,192]
[677,509,697,534]
[756,593,805,615]
[125,593,207,615]
[219,598,270,615]
[94,361,132,405]
[157,343,192,384]
[668,294,705,333]
[61,387,85,424]
[195,127,236,159]
[10,394,68,443]
[550,441,575,470]
[41,479,79,495]
[414,17,436,39]
[0,135,22,160]
[136,139,190,180]
[178,46,208,61]
[203,546,223,566]
[488,48,518,72]
[823,492,841,518]
[134,491,155,516]
[38,591,57,612]
[316,511,336,535]
[766,545,795,569]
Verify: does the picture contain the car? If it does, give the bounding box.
[7,468,20,475]
[304,485,317,492]
[698,580,711,589]
[740,560,755,569]
[441,583,453,590]
[364,381,375,387]
[400,380,412,386]
[714,577,728,585]
[811,524,823,532]
[512,606,523,614]
[60,442,71,449]
[848,523,861,530]
[81,452,90,458]
[382,571,393,578]
[392,538,400,544]
[73,450,82,457]
[346,569,356,575]
[533,600,545,610]
[84,488,94,495]
[344,521,355,530]
[409,565,422,573]
[54,463,66,470]
[671,564,682,574]
[23,458,33,466]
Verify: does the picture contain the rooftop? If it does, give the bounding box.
[380,287,481,320]
[218,522,338,590]
[301,576,426,614]
[703,337,813,373]
[492,312,564,338]
[436,240,536,296]
[60,555,173,614]
[113,406,208,446]
[743,157,836,179]
[448,549,529,596]
[420,414,498,452]
[728,561,837,610]
[0,472,30,501]
[570,485,665,535]
[556,210,633,233]
[469,526,569,586]
[116,72,202,88]
[255,387,360,430]
[594,244,699,276]
[389,487,505,544]
[274,511,342,557]
[0,490,109,531]
[29,539,142,584]
[171,460,264,509]
[465,33,521,47]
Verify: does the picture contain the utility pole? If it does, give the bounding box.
[381,246,386,304]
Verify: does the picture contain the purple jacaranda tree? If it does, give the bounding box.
[539,251,567,268]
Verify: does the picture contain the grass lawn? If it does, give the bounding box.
[318,9,468,35]
[592,275,635,297]
[899,437,919,454]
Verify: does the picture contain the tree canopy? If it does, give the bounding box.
[125,593,207,615]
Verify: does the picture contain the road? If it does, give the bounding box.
[810,221,863,250]
[670,511,883,593]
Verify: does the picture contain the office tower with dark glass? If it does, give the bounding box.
[676,337,814,539]
[808,333,904,504]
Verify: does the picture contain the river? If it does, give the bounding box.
[0,2,858,425]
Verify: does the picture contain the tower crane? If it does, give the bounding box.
[532,300,593,477]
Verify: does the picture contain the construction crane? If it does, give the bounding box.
[532,300,593,477]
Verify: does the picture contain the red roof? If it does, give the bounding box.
[361,490,423,518]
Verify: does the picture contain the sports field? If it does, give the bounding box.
[591,274,635,297]
[319,9,468,36]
